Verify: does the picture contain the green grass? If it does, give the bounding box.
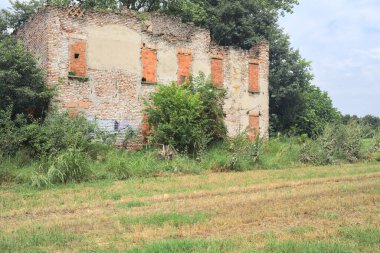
[0,226,80,253]
[320,212,339,220]
[116,200,148,209]
[256,137,301,169]
[119,212,209,227]
[3,135,380,188]
[340,226,380,246]
[126,239,234,253]
[259,240,354,253]
[288,226,315,235]
[1,163,379,252]
[1,138,302,186]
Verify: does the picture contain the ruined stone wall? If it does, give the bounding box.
[210,42,269,138]
[17,6,269,138]
[16,8,49,74]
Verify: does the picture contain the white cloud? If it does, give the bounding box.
[280,0,380,116]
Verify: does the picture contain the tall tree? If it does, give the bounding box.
[1,0,43,30]
[0,36,51,118]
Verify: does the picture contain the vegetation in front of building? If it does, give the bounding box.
[1,0,380,189]
[1,107,379,187]
[144,74,226,156]
[0,33,379,186]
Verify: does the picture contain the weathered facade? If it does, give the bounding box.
[17,5,269,139]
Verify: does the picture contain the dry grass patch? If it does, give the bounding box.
[0,163,379,252]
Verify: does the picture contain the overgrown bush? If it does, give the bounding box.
[370,133,380,162]
[371,133,380,152]
[0,109,27,156]
[185,74,227,141]
[0,35,52,119]
[0,109,114,186]
[300,122,364,165]
[145,74,226,156]
[0,109,112,158]
[226,131,264,171]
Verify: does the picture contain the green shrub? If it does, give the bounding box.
[185,74,227,141]
[25,111,112,158]
[371,133,380,152]
[300,122,364,165]
[0,109,27,156]
[0,158,15,184]
[0,36,52,119]
[225,131,264,171]
[145,74,226,156]
[0,109,113,158]
[145,83,205,155]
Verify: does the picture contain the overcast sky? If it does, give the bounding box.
[1,0,379,116]
[280,0,380,117]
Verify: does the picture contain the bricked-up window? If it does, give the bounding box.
[211,57,223,88]
[140,114,150,143]
[248,112,260,141]
[177,49,192,84]
[141,47,157,83]
[248,60,260,93]
[69,41,87,77]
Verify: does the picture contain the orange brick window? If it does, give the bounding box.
[248,60,260,93]
[141,47,157,83]
[211,57,223,88]
[248,112,260,141]
[177,49,192,84]
[69,41,87,77]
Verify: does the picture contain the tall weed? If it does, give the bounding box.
[300,122,365,165]
[31,149,92,187]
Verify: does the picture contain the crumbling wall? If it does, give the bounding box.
[16,8,49,74]
[210,43,269,138]
[17,5,269,138]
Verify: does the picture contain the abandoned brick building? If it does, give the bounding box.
[17,5,269,139]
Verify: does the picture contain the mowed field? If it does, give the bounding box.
[1,163,379,252]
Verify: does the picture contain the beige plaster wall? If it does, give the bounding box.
[87,25,141,73]
[156,44,178,84]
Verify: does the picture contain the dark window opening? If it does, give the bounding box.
[114,120,119,131]
[74,53,80,59]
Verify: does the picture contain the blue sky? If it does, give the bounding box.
[0,1,9,11]
[1,0,379,116]
[280,0,380,116]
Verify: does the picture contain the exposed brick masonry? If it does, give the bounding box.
[16,6,270,139]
